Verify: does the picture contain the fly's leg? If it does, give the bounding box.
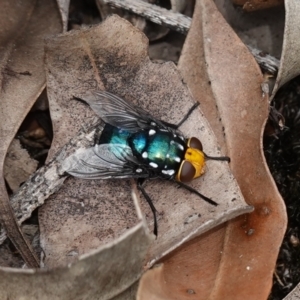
[137,179,159,236]
[172,180,218,206]
[162,102,200,129]
[175,102,200,128]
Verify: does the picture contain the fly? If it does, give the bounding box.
[63,91,230,235]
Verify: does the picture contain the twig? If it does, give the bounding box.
[102,0,190,34]
[102,0,280,75]
[247,45,279,75]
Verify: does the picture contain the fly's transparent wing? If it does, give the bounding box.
[76,90,169,132]
[62,144,149,179]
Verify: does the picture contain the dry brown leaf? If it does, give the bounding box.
[0,0,62,266]
[137,0,287,299]
[4,139,38,193]
[39,15,251,276]
[0,221,152,299]
[272,0,300,96]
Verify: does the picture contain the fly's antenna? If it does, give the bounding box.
[204,153,230,162]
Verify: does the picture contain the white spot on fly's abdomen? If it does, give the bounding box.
[179,135,184,140]
[174,157,181,162]
[166,154,170,158]
[136,168,142,173]
[149,162,158,168]
[162,169,175,176]
[149,129,156,136]
[142,152,148,158]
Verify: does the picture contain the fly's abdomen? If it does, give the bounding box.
[99,124,131,146]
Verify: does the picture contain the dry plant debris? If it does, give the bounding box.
[137,0,285,298]
[0,0,300,299]
[41,15,249,269]
[0,0,62,268]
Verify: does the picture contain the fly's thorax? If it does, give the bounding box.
[129,128,185,176]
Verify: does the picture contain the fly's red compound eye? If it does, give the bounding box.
[178,161,196,182]
[188,137,203,151]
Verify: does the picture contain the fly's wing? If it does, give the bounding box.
[75,90,173,133]
[62,144,150,179]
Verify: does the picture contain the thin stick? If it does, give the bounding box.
[102,0,191,34]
